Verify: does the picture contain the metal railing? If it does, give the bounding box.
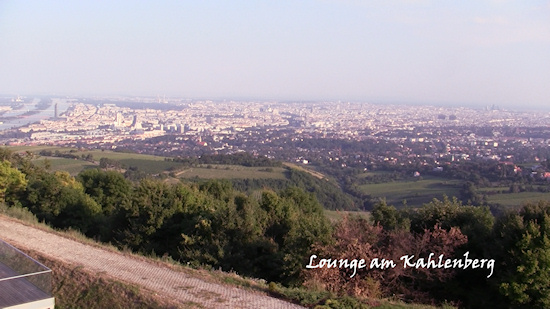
[0,238,53,305]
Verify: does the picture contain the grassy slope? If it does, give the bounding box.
[282,162,326,179]
[177,165,287,180]
[359,176,462,207]
[35,157,97,175]
[359,176,550,208]
[16,146,288,179]
[10,146,167,162]
[486,191,550,206]
[477,186,550,206]
[26,251,185,309]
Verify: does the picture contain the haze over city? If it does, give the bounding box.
[1,1,549,110]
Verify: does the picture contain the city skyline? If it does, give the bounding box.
[1,1,549,109]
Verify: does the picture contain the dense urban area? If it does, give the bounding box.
[3,96,550,165]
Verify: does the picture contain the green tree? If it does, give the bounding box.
[460,181,483,205]
[371,199,410,231]
[405,196,494,239]
[0,160,27,204]
[495,202,550,308]
[78,169,131,216]
[23,171,101,234]
[278,187,332,285]
[0,148,14,162]
[78,168,132,239]
[199,179,233,201]
[117,178,186,251]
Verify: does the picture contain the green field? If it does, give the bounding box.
[485,191,550,207]
[474,186,550,207]
[33,157,97,175]
[359,176,550,208]
[8,146,290,179]
[110,158,182,174]
[77,150,167,162]
[356,170,395,179]
[359,176,463,207]
[177,165,287,180]
[477,186,510,193]
[16,146,175,175]
[10,146,167,161]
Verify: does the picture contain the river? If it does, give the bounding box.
[0,98,72,131]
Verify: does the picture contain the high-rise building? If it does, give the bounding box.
[115,113,122,126]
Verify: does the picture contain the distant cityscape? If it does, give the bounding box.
[1,95,550,169]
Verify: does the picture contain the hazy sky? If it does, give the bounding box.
[1,1,549,108]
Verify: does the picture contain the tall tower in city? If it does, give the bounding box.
[54,103,58,119]
[115,112,122,127]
